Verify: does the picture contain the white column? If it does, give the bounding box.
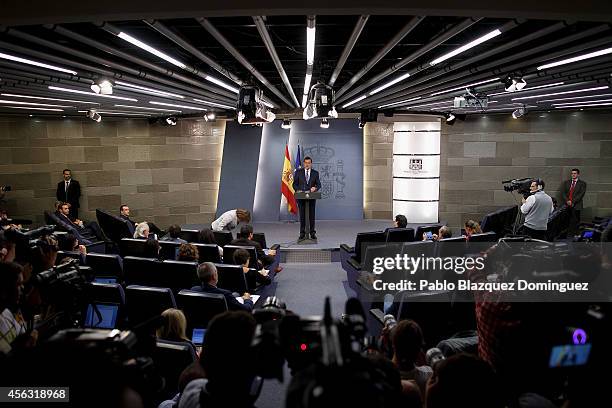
[393,121,441,223]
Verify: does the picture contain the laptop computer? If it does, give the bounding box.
[83,303,120,329]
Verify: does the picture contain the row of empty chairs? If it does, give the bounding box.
[85,281,225,400]
[86,282,229,333]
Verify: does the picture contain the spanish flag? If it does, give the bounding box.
[281,144,298,214]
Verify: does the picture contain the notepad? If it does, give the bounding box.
[235,295,260,305]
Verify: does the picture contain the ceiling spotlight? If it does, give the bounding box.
[504,76,527,92]
[512,107,528,119]
[91,79,114,95]
[165,117,177,126]
[320,118,329,129]
[86,109,101,123]
[281,119,292,129]
[358,109,378,128]
[204,112,216,122]
[237,86,275,125]
[445,112,457,125]
[303,82,337,120]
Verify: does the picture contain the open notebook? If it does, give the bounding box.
[235,295,260,305]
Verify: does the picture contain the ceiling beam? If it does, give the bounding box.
[335,17,485,105]
[328,15,369,86]
[253,16,300,107]
[144,19,244,86]
[334,16,425,99]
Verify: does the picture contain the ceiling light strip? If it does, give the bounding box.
[114,81,185,99]
[488,82,565,97]
[378,97,422,109]
[0,106,64,111]
[537,47,612,70]
[429,29,502,66]
[1,93,99,105]
[431,77,500,96]
[512,86,609,101]
[0,51,78,75]
[117,32,187,69]
[114,104,181,112]
[0,99,72,108]
[149,101,207,110]
[48,86,138,101]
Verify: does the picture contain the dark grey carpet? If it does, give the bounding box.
[255,262,349,408]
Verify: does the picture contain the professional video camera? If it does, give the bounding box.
[2,328,163,406]
[31,259,95,339]
[2,225,56,261]
[502,177,533,198]
[251,296,371,382]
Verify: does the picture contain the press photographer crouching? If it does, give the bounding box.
[519,178,554,240]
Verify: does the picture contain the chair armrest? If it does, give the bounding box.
[340,244,354,253]
[369,308,386,325]
[270,244,281,251]
[347,257,361,271]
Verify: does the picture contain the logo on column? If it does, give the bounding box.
[409,158,423,171]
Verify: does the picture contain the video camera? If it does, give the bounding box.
[251,296,370,382]
[31,259,95,339]
[502,177,533,198]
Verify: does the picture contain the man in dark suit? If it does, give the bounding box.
[230,224,279,271]
[561,168,587,236]
[119,204,136,227]
[56,169,81,219]
[56,202,104,242]
[119,204,163,237]
[190,262,253,312]
[292,156,321,240]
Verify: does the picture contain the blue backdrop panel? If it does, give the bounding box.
[216,121,262,218]
[288,119,363,220]
[253,121,290,221]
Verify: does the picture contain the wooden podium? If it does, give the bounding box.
[294,191,321,244]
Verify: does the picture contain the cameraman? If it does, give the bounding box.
[519,179,553,240]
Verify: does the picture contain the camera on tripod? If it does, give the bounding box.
[502,177,533,198]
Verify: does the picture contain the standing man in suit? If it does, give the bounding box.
[292,156,321,240]
[561,168,587,236]
[56,169,81,220]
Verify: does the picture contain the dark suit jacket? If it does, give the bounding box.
[230,237,267,261]
[120,214,136,227]
[561,179,587,210]
[292,168,321,193]
[56,179,81,208]
[189,283,253,312]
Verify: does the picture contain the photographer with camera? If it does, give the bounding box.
[0,262,38,355]
[519,179,554,240]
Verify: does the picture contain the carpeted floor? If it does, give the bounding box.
[255,262,351,408]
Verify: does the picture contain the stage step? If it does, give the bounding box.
[280,248,335,263]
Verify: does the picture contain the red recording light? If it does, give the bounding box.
[300,343,307,351]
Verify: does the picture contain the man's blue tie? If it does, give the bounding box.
[306,169,310,185]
